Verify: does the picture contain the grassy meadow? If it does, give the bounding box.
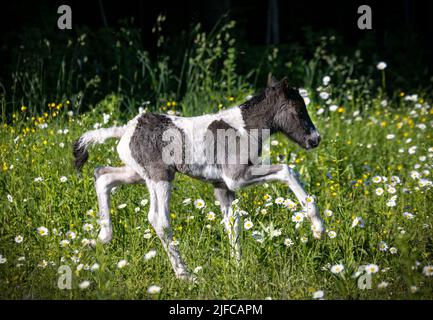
[0,19,432,300]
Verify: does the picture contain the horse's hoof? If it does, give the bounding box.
[176,272,198,283]
[311,224,325,240]
[97,229,113,244]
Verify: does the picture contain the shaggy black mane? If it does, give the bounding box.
[239,90,266,110]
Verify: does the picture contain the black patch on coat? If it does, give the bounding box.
[129,113,179,181]
[205,119,250,182]
[73,139,89,172]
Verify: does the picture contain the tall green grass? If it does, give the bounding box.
[0,17,432,300]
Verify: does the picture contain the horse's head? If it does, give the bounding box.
[267,77,321,150]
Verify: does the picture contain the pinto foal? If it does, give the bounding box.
[73,77,324,280]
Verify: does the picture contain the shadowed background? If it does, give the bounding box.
[0,0,432,115]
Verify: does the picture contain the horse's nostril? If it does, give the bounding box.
[307,136,320,148]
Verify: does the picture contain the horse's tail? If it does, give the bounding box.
[72,126,126,172]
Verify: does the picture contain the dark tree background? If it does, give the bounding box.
[1,0,432,87]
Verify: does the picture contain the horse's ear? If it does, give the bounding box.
[267,73,278,88]
[281,77,289,89]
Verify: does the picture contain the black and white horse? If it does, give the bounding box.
[73,77,324,280]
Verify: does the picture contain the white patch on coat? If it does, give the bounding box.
[167,107,246,180]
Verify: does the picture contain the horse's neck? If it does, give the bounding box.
[240,100,276,132]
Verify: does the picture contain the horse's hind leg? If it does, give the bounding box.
[93,166,143,243]
[214,185,240,262]
[147,179,193,280]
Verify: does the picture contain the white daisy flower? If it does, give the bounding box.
[300,236,308,243]
[330,264,345,274]
[324,209,333,217]
[329,105,338,112]
[117,259,128,269]
[410,171,420,179]
[292,212,304,223]
[387,186,396,194]
[117,203,127,209]
[389,247,398,254]
[15,235,23,243]
[365,264,379,274]
[79,280,90,289]
[376,61,387,70]
[91,263,100,271]
[275,197,285,205]
[351,216,365,228]
[37,226,49,236]
[386,199,396,207]
[60,176,68,183]
[207,211,216,221]
[147,285,161,294]
[322,75,331,86]
[284,238,294,247]
[422,265,433,276]
[403,212,414,220]
[313,290,324,299]
[328,231,337,239]
[375,187,384,196]
[66,231,76,240]
[378,241,388,252]
[144,249,157,261]
[252,231,265,243]
[372,176,382,183]
[59,240,70,247]
[305,195,315,204]
[194,199,206,209]
[83,223,94,232]
[244,220,254,230]
[284,199,297,210]
[319,92,330,100]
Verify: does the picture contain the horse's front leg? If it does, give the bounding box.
[283,166,325,239]
[223,164,325,239]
